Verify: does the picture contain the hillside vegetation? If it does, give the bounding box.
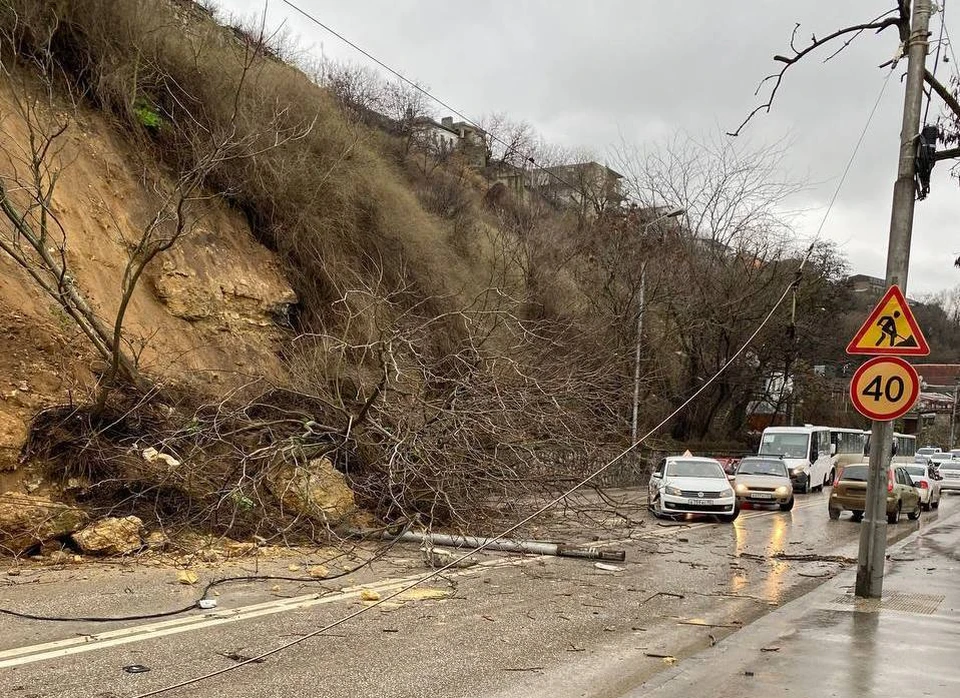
[2,0,959,552]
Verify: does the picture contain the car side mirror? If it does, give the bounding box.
[652,471,663,479]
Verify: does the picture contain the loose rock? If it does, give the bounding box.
[72,516,144,556]
[144,530,169,551]
[267,457,357,524]
[308,565,329,579]
[0,492,89,554]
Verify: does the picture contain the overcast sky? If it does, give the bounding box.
[218,0,960,296]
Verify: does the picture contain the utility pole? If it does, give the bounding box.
[950,378,959,448]
[855,0,931,599]
[631,207,684,444]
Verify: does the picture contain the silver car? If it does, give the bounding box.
[733,457,794,510]
[648,456,738,522]
[938,460,960,492]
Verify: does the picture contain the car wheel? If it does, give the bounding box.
[829,506,841,520]
[780,497,795,512]
[922,501,931,512]
[887,502,901,524]
[933,496,940,510]
[851,510,864,522]
[719,506,740,523]
[650,495,663,519]
[908,500,921,521]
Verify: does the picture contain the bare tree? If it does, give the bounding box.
[611,133,819,440]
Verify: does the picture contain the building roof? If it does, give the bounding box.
[411,116,458,135]
[544,161,624,180]
[848,273,885,284]
[915,364,960,387]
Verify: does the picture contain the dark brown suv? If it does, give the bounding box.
[828,463,921,523]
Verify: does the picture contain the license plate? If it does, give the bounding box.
[752,493,773,499]
[687,499,710,506]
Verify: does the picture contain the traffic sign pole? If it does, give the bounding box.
[855,0,932,600]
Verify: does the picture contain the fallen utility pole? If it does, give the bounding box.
[383,530,627,562]
[856,0,931,599]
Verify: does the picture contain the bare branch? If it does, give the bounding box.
[925,69,960,122]
[728,12,903,136]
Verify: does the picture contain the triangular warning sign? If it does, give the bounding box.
[846,284,930,356]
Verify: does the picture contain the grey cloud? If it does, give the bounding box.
[219,0,960,294]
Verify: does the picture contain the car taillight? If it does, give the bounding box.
[887,469,894,493]
[833,470,842,487]
[918,481,929,489]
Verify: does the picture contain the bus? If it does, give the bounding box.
[861,430,917,464]
[830,427,868,476]
[758,425,833,493]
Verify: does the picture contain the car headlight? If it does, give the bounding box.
[735,483,748,493]
[720,487,734,498]
[791,467,805,475]
[775,485,789,495]
[664,485,683,496]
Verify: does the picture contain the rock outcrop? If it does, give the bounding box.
[0,492,89,554]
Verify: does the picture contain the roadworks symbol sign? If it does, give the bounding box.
[846,284,930,356]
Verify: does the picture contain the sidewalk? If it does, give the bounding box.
[631,508,960,698]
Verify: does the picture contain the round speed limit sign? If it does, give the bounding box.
[849,356,920,421]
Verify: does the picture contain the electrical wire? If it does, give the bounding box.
[129,271,800,698]
[808,66,894,248]
[126,10,903,698]
[277,0,588,195]
[925,0,947,123]
[941,8,960,89]
[0,531,407,624]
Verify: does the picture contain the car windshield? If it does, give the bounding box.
[759,432,809,459]
[918,448,938,456]
[737,459,788,477]
[840,465,869,482]
[940,462,960,471]
[665,460,724,479]
[903,466,926,477]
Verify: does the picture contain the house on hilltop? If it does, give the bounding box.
[411,115,489,167]
[528,161,623,217]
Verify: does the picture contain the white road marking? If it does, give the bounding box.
[0,497,826,669]
[0,557,526,669]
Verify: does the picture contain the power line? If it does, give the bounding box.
[131,7,891,696]
[809,66,894,248]
[925,0,947,123]
[941,7,960,85]
[130,271,798,698]
[277,0,589,196]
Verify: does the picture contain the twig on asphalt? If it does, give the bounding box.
[773,552,856,564]
[639,591,685,606]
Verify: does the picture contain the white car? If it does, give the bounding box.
[648,456,738,522]
[902,462,942,510]
[938,460,960,492]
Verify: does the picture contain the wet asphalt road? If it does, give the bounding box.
[1,488,954,698]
